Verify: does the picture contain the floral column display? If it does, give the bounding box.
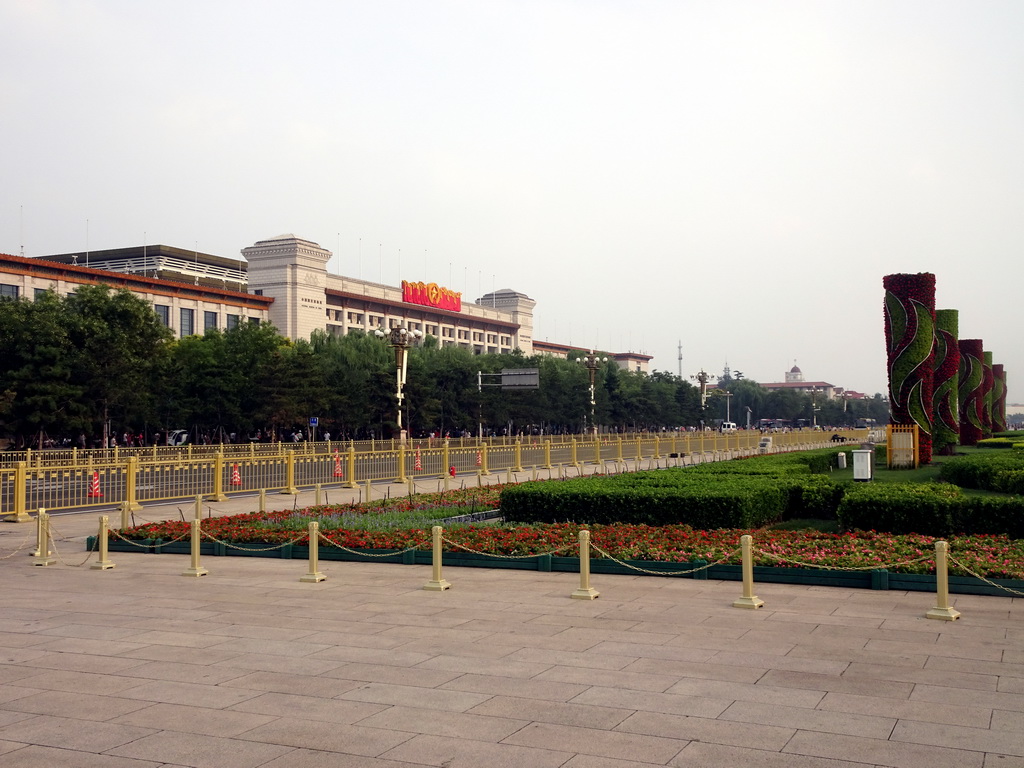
[883,273,935,465]
[958,339,984,446]
[932,309,960,455]
[982,351,994,438]
[993,364,1007,434]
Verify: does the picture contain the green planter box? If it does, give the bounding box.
[93,538,1024,598]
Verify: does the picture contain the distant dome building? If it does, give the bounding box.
[785,364,804,383]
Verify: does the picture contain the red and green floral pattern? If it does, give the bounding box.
[958,339,984,446]
[932,309,960,455]
[993,365,1007,433]
[982,351,994,438]
[883,273,935,464]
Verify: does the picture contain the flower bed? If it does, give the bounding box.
[118,513,1024,581]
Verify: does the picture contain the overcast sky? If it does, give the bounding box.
[2,0,1022,400]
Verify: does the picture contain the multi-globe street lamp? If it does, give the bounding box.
[576,351,607,435]
[374,324,422,443]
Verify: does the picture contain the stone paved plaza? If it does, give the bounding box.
[0,489,1022,767]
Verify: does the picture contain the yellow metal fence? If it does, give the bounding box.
[1,430,870,520]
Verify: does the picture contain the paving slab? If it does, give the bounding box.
[0,497,1022,768]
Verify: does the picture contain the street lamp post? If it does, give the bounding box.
[374,324,422,443]
[577,351,607,435]
[810,386,821,428]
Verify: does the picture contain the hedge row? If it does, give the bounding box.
[500,474,784,529]
[939,453,1024,495]
[501,448,1024,538]
[838,483,1024,538]
[501,450,850,528]
[976,438,1024,449]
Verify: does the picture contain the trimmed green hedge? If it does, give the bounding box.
[977,438,1018,449]
[939,453,1024,495]
[501,451,851,528]
[838,482,1024,538]
[500,473,785,528]
[500,448,1024,537]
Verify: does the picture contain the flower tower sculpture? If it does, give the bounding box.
[982,351,994,438]
[883,273,935,465]
[958,339,984,446]
[932,309,960,456]
[992,364,1007,434]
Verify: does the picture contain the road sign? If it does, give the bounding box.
[501,368,539,389]
[309,417,319,426]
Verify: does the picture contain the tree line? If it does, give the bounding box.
[0,286,890,447]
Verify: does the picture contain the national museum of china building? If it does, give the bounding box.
[0,234,651,372]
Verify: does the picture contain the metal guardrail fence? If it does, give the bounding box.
[1,430,872,521]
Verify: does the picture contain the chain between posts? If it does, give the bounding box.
[109,528,191,548]
[0,531,35,560]
[317,531,426,557]
[948,554,1024,598]
[757,550,934,571]
[48,533,99,567]
[588,542,743,576]
[440,535,576,560]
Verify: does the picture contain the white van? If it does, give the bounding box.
[720,422,737,433]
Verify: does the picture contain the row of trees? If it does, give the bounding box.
[0,286,890,447]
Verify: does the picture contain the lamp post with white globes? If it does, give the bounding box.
[374,325,423,443]
[577,351,607,435]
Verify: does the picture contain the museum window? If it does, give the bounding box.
[180,308,195,337]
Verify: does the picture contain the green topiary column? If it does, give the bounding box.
[982,351,994,439]
[958,339,984,446]
[992,365,1007,434]
[932,309,960,455]
[883,273,935,465]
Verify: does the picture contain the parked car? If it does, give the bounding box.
[167,429,190,446]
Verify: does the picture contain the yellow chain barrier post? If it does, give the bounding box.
[423,525,451,591]
[544,441,552,470]
[654,435,661,459]
[9,461,31,523]
[481,443,490,476]
[120,495,131,531]
[571,529,600,600]
[210,451,228,502]
[442,439,450,479]
[571,439,579,469]
[926,540,961,621]
[259,489,266,513]
[299,521,326,583]
[315,484,322,506]
[397,444,407,483]
[514,440,523,473]
[593,438,600,465]
[181,518,208,577]
[282,450,298,495]
[408,477,415,498]
[91,515,115,570]
[732,534,764,609]
[194,495,203,521]
[123,456,142,512]
[364,478,372,502]
[33,510,56,566]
